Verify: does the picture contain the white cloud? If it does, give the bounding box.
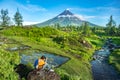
[74,14,96,20]
[74,14,85,20]
[84,15,96,19]
[23,21,40,25]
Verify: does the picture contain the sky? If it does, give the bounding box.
[0,0,120,26]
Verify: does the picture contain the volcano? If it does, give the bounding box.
[36,9,98,27]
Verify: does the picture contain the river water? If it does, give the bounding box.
[91,39,120,80]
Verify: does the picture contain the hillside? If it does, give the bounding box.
[0,26,104,80]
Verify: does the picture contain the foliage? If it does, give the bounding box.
[0,44,20,80]
[82,22,91,35]
[0,9,10,27]
[13,9,23,26]
[0,9,119,80]
[112,37,120,45]
[106,15,116,36]
[2,26,59,38]
[85,35,104,49]
[0,26,104,80]
[91,15,120,37]
[109,49,120,73]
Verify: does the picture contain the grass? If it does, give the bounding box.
[102,36,120,45]
[112,37,120,45]
[110,37,120,74]
[0,26,105,80]
[109,49,120,74]
[4,35,94,80]
[85,35,104,49]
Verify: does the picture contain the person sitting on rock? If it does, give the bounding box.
[34,55,51,70]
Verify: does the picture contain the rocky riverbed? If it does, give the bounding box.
[91,38,120,80]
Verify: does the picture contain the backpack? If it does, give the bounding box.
[34,59,38,69]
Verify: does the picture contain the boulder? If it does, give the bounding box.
[14,64,32,80]
[27,69,60,80]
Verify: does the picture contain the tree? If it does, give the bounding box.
[106,15,116,35]
[82,22,90,35]
[0,9,10,27]
[91,27,96,33]
[13,9,23,26]
[118,24,120,30]
[117,24,120,36]
[56,23,61,30]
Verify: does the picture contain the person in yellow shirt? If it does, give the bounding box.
[38,56,46,69]
[35,55,46,70]
[34,55,52,71]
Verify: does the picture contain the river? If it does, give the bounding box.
[91,39,120,80]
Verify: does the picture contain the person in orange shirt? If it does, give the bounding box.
[35,55,46,70]
[34,55,52,71]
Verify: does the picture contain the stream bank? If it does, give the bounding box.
[91,38,120,80]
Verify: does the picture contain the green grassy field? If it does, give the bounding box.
[0,26,104,80]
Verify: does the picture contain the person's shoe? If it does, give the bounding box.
[50,69,54,72]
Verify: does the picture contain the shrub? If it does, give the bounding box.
[0,44,20,80]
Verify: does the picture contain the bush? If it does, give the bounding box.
[0,44,20,80]
[2,26,59,38]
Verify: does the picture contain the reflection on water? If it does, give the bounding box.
[20,52,69,68]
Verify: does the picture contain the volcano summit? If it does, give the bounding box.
[36,9,97,27]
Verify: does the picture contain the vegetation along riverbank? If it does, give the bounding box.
[0,7,120,80]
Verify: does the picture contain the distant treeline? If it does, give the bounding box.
[0,9,120,36]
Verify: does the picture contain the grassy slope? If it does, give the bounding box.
[109,49,120,73]
[109,37,120,74]
[112,37,120,45]
[4,36,93,80]
[0,27,104,80]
